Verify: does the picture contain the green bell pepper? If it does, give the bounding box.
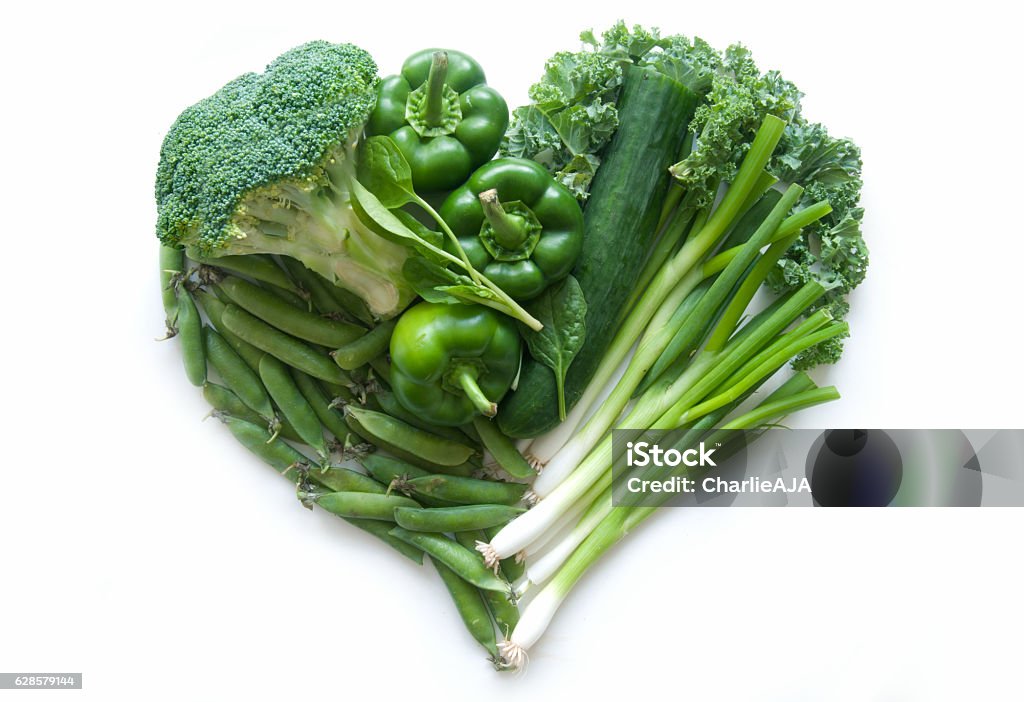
[365,49,509,194]
[389,301,521,427]
[439,158,584,301]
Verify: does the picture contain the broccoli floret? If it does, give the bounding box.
[155,41,415,318]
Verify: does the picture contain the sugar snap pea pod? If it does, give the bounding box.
[375,390,475,444]
[222,304,349,386]
[321,380,355,404]
[472,416,535,479]
[203,382,264,426]
[454,530,519,636]
[278,257,351,318]
[159,246,184,334]
[218,414,312,473]
[459,420,483,446]
[344,406,476,467]
[312,467,388,495]
[394,505,525,533]
[312,492,419,521]
[331,319,396,371]
[367,356,392,386]
[360,454,431,483]
[259,355,328,462]
[321,278,375,327]
[218,276,365,348]
[344,413,474,477]
[203,382,302,443]
[348,519,424,564]
[175,285,206,386]
[357,455,458,506]
[264,284,310,312]
[285,260,377,328]
[291,370,352,444]
[388,528,510,593]
[431,556,500,659]
[484,524,524,582]
[405,474,527,506]
[203,327,277,429]
[216,415,422,563]
[194,289,266,372]
[186,251,301,296]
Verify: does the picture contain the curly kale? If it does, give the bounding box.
[767,118,866,368]
[505,23,867,369]
[501,21,717,202]
[670,45,802,208]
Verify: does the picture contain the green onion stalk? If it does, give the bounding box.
[518,116,789,473]
[500,375,840,668]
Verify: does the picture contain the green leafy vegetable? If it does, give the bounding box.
[403,257,506,310]
[502,21,719,202]
[351,136,543,330]
[356,136,420,209]
[520,277,587,420]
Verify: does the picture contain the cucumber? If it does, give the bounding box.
[497,65,699,437]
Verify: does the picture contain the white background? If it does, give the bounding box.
[2,1,1023,700]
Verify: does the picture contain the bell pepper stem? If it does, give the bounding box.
[479,189,528,250]
[452,366,497,418]
[424,51,449,128]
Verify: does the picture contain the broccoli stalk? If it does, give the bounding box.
[209,137,412,316]
[155,41,416,319]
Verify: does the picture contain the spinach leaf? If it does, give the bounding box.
[402,257,500,308]
[402,257,464,304]
[349,180,447,265]
[356,136,418,209]
[520,276,587,420]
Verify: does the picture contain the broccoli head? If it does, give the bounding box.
[155,41,415,318]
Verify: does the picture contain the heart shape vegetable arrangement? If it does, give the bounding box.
[156,23,866,670]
